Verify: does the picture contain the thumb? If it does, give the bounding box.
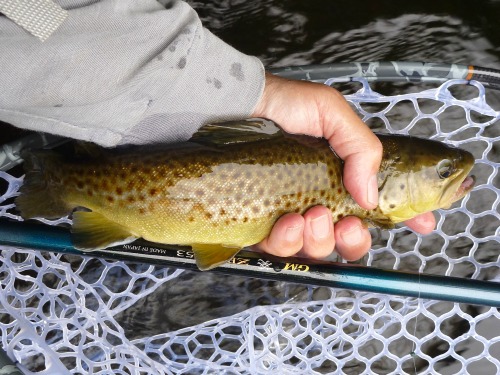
[320,89,382,210]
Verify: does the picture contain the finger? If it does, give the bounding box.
[404,212,436,235]
[254,213,304,257]
[320,89,383,210]
[299,205,336,259]
[334,216,372,261]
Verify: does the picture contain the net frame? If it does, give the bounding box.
[1,63,500,374]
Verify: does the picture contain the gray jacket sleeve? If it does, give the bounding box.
[0,0,265,146]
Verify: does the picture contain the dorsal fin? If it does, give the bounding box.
[73,141,106,158]
[190,119,283,146]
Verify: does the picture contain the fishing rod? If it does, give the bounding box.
[1,219,499,308]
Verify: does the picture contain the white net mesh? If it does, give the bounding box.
[1,78,499,374]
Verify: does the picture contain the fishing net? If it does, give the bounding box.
[1,76,500,374]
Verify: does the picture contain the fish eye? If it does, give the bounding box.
[437,159,454,179]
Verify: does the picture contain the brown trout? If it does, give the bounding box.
[16,120,475,270]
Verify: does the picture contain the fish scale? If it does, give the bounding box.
[15,121,475,270]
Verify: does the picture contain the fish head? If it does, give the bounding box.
[377,135,475,223]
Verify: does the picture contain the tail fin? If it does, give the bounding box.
[16,151,71,219]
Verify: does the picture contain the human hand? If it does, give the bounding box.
[251,73,435,261]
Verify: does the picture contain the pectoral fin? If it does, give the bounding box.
[191,243,242,271]
[365,217,395,230]
[72,211,138,251]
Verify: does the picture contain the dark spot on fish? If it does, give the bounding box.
[274,199,282,205]
[337,214,343,220]
[205,212,213,219]
[263,199,270,206]
[243,200,250,207]
[214,78,222,89]
[320,191,326,197]
[230,62,245,81]
[138,194,145,201]
[139,208,145,215]
[400,184,405,190]
[328,169,334,177]
[252,206,260,214]
[220,208,226,216]
[390,204,396,209]
[243,217,248,222]
[225,219,230,225]
[128,196,136,203]
[297,192,303,199]
[130,166,138,174]
[286,156,293,163]
[303,197,310,205]
[232,217,237,222]
[116,187,123,195]
[169,45,176,52]
[76,181,84,189]
[337,188,342,194]
[285,202,292,209]
[178,57,186,69]
[149,188,158,197]
[107,196,114,203]
[189,216,194,222]
[119,172,127,180]
[54,103,63,107]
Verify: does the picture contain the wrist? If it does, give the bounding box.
[252,72,283,119]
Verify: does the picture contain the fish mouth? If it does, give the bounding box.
[451,175,475,202]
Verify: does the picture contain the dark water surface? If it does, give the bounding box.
[190,0,500,68]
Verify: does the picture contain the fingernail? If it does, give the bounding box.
[367,175,378,207]
[340,224,364,245]
[311,214,330,239]
[285,224,303,243]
